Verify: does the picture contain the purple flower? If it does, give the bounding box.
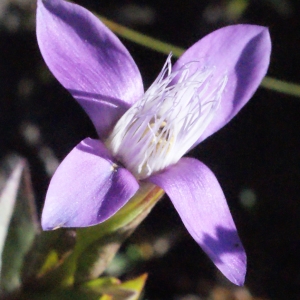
[37,0,271,285]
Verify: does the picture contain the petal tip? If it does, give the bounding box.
[218,247,247,286]
[41,202,66,231]
[41,218,57,231]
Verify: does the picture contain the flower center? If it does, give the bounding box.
[143,119,173,149]
[106,54,227,180]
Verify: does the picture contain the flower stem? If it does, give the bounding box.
[24,184,164,290]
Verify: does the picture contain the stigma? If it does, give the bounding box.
[106,54,227,180]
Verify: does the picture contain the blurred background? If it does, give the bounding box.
[0,0,300,299]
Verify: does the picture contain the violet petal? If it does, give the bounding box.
[36,0,144,139]
[148,158,246,285]
[173,24,271,146]
[42,138,139,229]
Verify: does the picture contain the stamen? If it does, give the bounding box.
[106,54,227,180]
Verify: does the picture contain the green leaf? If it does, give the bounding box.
[86,276,121,287]
[0,158,24,279]
[21,228,77,290]
[117,273,148,300]
[20,289,102,300]
[83,274,148,300]
[0,157,39,294]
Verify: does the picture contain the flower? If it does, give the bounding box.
[37,0,271,286]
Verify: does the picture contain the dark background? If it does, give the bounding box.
[1,0,300,299]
